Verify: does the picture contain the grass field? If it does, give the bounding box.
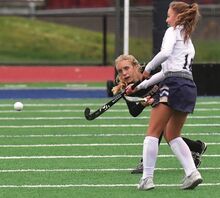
[0,97,219,198]
[0,16,219,65]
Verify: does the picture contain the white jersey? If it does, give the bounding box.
[145,25,195,75]
[137,26,195,90]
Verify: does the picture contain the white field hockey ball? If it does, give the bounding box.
[14,102,24,111]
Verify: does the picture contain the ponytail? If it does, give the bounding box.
[169,1,200,42]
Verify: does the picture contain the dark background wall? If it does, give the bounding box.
[193,64,220,95]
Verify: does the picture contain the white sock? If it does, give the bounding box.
[169,137,197,176]
[142,136,159,179]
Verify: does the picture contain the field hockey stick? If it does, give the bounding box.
[124,96,148,102]
[124,84,159,103]
[84,81,141,121]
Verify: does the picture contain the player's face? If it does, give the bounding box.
[116,60,138,84]
[166,7,177,27]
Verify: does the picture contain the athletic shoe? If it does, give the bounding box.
[181,170,203,190]
[192,140,208,168]
[191,152,201,168]
[131,160,143,174]
[197,140,208,155]
[137,177,155,190]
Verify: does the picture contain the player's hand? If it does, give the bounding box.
[125,84,137,95]
[141,96,154,107]
[142,71,150,79]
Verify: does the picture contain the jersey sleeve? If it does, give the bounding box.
[145,27,177,73]
[136,70,165,90]
[124,99,146,117]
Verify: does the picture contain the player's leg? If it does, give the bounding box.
[182,137,208,167]
[165,111,203,189]
[138,104,171,190]
[131,132,163,174]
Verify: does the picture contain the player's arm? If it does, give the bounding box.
[124,86,157,117]
[124,99,146,117]
[143,27,177,76]
[124,96,154,117]
[136,70,165,90]
[125,71,164,96]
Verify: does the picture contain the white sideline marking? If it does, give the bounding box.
[0,132,219,138]
[195,108,220,111]
[197,101,220,104]
[0,108,220,113]
[0,142,219,148]
[0,117,85,120]
[0,123,219,128]
[0,154,219,160]
[0,110,92,113]
[0,103,90,107]
[0,115,219,120]
[0,183,219,188]
[0,167,219,173]
[0,101,219,107]
[0,143,143,147]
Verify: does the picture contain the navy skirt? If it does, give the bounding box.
[159,77,197,113]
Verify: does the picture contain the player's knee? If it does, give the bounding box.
[165,135,180,144]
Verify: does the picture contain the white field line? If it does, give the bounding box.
[0,101,220,107]
[0,108,220,113]
[0,183,219,188]
[0,110,95,113]
[0,110,129,113]
[0,167,219,173]
[0,115,219,120]
[0,142,219,148]
[0,143,143,148]
[0,132,220,138]
[0,154,219,160]
[0,104,113,107]
[0,124,219,128]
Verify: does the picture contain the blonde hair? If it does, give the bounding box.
[112,54,142,95]
[169,1,200,42]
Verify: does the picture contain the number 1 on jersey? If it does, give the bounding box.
[183,54,193,72]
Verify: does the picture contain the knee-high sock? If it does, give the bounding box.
[169,137,197,176]
[139,132,163,163]
[142,136,159,179]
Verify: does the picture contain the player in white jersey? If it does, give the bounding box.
[112,54,207,174]
[126,1,202,190]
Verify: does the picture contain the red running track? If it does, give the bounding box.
[0,66,115,82]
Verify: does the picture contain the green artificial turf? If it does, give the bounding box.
[0,97,219,197]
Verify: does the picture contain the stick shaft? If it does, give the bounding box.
[84,80,143,120]
[84,91,124,120]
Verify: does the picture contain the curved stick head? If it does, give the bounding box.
[84,107,93,121]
